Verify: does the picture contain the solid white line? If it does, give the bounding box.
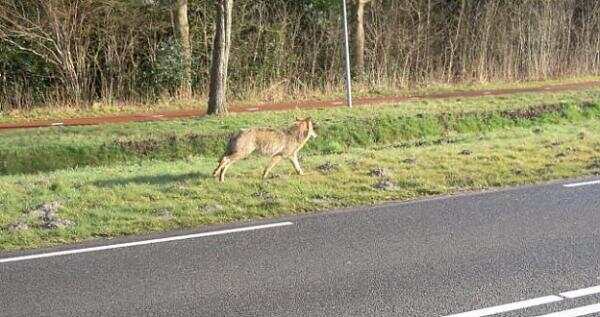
[0,222,294,264]
[443,296,563,317]
[560,285,600,299]
[533,303,600,317]
[564,180,600,188]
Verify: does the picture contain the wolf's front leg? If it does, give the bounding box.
[291,155,304,175]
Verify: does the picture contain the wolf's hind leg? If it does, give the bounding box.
[219,152,249,182]
[219,156,241,182]
[213,156,230,177]
[263,155,283,179]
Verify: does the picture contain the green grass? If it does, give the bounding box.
[2,89,600,175]
[1,87,600,251]
[1,118,600,251]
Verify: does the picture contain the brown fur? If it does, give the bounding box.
[213,118,317,182]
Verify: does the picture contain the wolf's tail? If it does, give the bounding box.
[224,131,243,155]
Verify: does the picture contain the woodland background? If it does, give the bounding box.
[1,0,599,110]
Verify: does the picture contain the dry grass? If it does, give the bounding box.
[2,76,599,124]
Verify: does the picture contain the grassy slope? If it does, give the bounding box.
[1,118,599,251]
[2,89,600,175]
[1,88,600,251]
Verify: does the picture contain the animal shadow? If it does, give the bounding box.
[93,172,208,187]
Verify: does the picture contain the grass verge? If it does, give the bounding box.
[1,119,599,251]
[2,89,600,175]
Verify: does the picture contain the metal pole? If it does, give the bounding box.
[341,0,353,107]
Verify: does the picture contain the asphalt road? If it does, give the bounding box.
[2,178,600,316]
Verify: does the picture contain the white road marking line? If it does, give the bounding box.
[533,303,600,317]
[246,107,260,111]
[51,122,64,126]
[443,296,563,317]
[563,180,600,188]
[560,285,600,299]
[0,222,294,264]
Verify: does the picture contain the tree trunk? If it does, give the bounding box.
[353,0,371,80]
[447,0,466,82]
[208,0,233,115]
[175,0,192,99]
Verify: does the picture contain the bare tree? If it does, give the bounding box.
[3,0,600,110]
[174,0,192,98]
[208,0,233,115]
[0,0,95,104]
[446,0,467,82]
[353,0,372,79]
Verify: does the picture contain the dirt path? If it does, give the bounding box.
[1,81,599,131]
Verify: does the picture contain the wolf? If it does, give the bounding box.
[213,117,318,182]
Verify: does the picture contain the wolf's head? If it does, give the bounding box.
[296,117,317,139]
